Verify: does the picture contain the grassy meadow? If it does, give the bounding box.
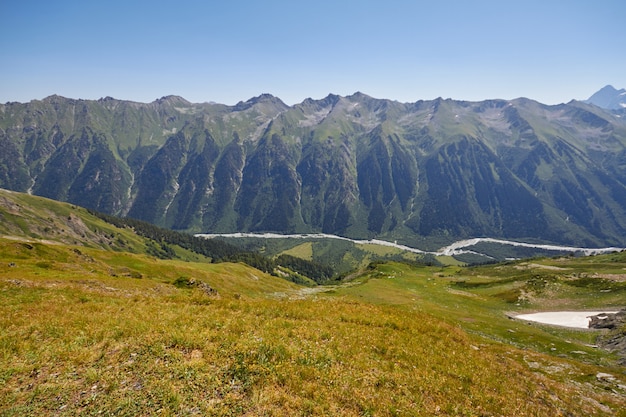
[1,190,625,416]
[1,238,625,416]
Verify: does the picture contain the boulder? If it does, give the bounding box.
[588,309,626,329]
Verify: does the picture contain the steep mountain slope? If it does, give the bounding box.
[2,93,626,246]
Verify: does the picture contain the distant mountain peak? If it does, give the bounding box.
[586,85,626,110]
[44,94,67,101]
[347,91,370,100]
[234,93,288,111]
[153,95,191,106]
[598,85,618,93]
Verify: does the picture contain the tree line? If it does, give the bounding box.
[88,210,334,282]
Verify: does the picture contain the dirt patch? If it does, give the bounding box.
[515,263,569,271]
[590,273,626,282]
[447,288,480,298]
[0,195,22,214]
[66,213,91,238]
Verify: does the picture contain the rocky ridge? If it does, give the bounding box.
[2,89,626,247]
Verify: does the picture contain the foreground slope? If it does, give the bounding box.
[3,92,626,246]
[2,243,626,415]
[1,192,625,415]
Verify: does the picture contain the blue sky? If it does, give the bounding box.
[1,0,624,105]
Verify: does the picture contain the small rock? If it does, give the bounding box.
[596,372,616,381]
[198,282,218,296]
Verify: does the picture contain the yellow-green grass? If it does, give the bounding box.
[0,189,142,251]
[2,280,624,416]
[358,244,405,257]
[1,240,625,415]
[0,238,297,298]
[330,262,626,367]
[280,242,314,261]
[434,255,466,266]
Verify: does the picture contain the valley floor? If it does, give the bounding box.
[196,233,626,258]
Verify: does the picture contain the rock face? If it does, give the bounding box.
[589,309,626,366]
[2,92,626,246]
[588,310,626,330]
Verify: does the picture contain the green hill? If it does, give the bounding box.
[0,188,335,284]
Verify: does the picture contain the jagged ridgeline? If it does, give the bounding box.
[2,93,626,247]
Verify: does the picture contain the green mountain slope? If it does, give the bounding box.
[3,93,626,247]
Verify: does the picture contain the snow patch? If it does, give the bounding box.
[515,311,619,329]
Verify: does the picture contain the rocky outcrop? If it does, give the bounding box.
[590,309,626,366]
[589,309,626,329]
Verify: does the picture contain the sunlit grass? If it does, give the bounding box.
[280,242,314,261]
[1,235,626,415]
[2,279,623,416]
[332,262,626,365]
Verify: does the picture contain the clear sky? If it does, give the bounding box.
[1,0,624,105]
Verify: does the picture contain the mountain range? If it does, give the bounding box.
[2,87,626,247]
